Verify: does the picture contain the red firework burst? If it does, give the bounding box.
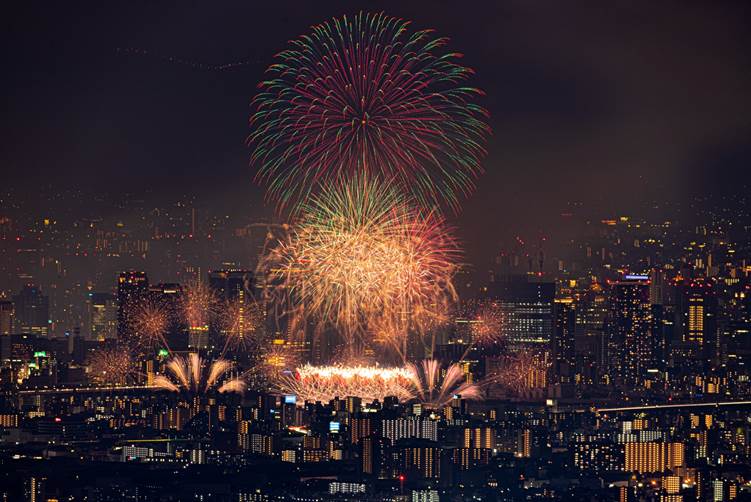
[249,11,490,212]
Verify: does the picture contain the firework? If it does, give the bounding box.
[249,11,490,212]
[218,298,265,354]
[276,364,415,404]
[181,280,218,331]
[468,300,506,347]
[408,359,481,408]
[240,340,301,390]
[87,346,136,386]
[488,351,549,395]
[153,353,245,394]
[129,299,170,351]
[263,174,459,360]
[260,342,300,377]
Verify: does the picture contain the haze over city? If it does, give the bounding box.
[1,2,751,501]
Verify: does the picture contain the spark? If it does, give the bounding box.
[468,299,507,347]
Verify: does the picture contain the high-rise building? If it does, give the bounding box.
[345,396,361,413]
[452,447,491,471]
[484,275,555,354]
[576,284,609,381]
[673,279,718,370]
[662,475,681,495]
[623,442,684,473]
[650,268,668,306]
[208,270,255,301]
[382,417,438,442]
[397,440,441,479]
[0,300,13,335]
[463,426,495,449]
[361,435,389,477]
[607,278,655,387]
[148,283,186,350]
[117,271,149,338]
[208,269,258,351]
[711,479,739,502]
[12,285,49,336]
[651,302,676,373]
[518,429,532,458]
[26,476,46,502]
[571,433,623,473]
[553,298,576,383]
[88,293,117,341]
[724,315,751,373]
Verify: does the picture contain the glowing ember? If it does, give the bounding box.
[487,351,550,395]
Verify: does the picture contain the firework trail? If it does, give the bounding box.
[262,173,459,360]
[153,353,245,395]
[87,345,137,386]
[115,47,256,71]
[407,359,482,408]
[249,11,490,213]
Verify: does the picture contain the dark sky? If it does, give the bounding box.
[2,1,750,265]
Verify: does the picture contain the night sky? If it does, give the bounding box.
[3,1,750,266]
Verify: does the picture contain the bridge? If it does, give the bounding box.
[18,385,157,395]
[596,400,751,413]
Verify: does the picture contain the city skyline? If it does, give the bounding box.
[2,3,751,501]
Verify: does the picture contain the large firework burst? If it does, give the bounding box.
[249,11,490,212]
[153,353,245,395]
[263,173,459,359]
[408,359,482,408]
[87,346,137,386]
[276,364,414,404]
